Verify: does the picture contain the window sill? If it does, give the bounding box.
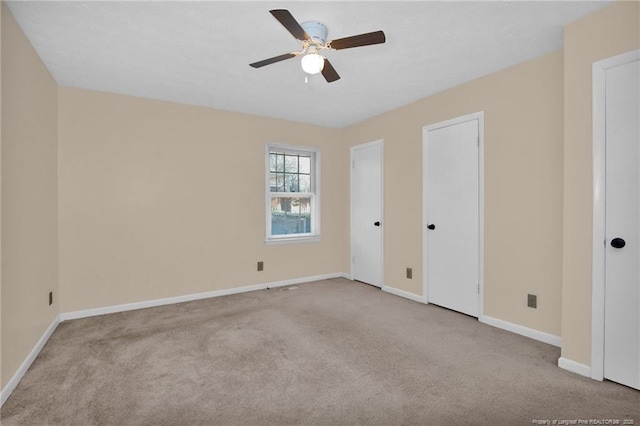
[265,235,321,246]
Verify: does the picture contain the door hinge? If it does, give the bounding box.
[352,160,355,169]
[478,283,480,294]
[477,136,480,147]
[352,255,355,264]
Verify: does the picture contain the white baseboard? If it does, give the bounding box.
[479,315,562,347]
[59,283,267,321]
[382,285,425,304]
[265,272,345,289]
[1,316,60,407]
[60,273,346,321]
[558,357,592,378]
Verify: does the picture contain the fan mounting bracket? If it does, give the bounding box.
[301,21,328,46]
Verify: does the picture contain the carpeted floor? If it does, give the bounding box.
[2,278,639,425]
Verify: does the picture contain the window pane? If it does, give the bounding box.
[271,196,312,235]
[285,174,299,192]
[285,155,298,173]
[275,173,285,192]
[276,154,284,172]
[299,156,311,174]
[299,174,310,192]
[270,173,277,191]
[269,153,277,172]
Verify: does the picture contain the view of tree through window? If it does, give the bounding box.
[268,149,316,237]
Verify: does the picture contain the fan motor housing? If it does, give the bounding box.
[301,21,327,45]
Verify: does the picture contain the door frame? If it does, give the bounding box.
[350,139,384,287]
[591,49,640,381]
[422,111,485,317]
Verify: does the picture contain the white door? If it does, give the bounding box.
[603,58,640,390]
[423,116,480,317]
[351,141,383,287]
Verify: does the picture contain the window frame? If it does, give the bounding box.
[265,143,321,245]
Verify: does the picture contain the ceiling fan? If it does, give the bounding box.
[250,9,386,83]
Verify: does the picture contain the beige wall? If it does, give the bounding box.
[1,2,59,389]
[57,88,344,312]
[342,50,565,337]
[561,1,640,366]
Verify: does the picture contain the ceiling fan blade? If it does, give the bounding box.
[321,59,340,83]
[329,30,386,50]
[250,53,296,68]
[269,9,311,41]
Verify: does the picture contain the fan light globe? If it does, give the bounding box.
[301,53,325,75]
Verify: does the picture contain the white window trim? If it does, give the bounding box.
[265,143,321,245]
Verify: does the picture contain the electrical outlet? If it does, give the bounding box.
[49,291,53,306]
[406,267,413,279]
[257,261,264,272]
[527,294,537,309]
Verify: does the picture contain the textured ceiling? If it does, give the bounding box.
[7,1,611,128]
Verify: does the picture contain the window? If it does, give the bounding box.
[266,143,320,244]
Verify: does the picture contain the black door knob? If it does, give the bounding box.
[611,238,626,249]
[374,221,381,227]
[427,224,435,230]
